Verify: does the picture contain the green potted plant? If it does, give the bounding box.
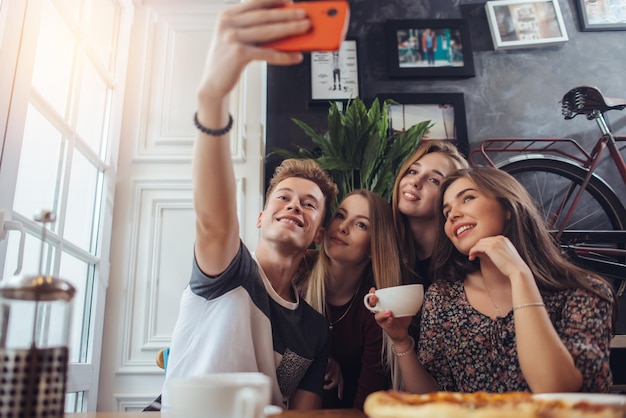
[271,98,431,204]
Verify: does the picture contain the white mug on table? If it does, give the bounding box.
[167,372,271,418]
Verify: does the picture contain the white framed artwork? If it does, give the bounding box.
[310,39,360,101]
[485,0,569,50]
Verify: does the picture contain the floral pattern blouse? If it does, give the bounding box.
[417,278,614,393]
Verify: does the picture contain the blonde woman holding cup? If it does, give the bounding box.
[298,189,403,409]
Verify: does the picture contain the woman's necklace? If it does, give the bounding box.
[482,277,502,317]
[325,286,359,330]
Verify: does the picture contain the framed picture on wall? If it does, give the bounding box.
[310,39,360,102]
[385,19,475,78]
[373,93,469,157]
[485,0,569,50]
[576,0,626,31]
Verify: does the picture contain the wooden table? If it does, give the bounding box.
[67,409,367,418]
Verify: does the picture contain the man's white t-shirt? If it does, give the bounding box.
[161,243,329,409]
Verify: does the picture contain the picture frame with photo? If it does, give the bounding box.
[576,0,626,31]
[373,93,469,157]
[310,39,360,102]
[385,19,475,78]
[485,0,569,50]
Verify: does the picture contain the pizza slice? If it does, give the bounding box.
[363,390,626,418]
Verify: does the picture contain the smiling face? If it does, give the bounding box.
[397,152,458,220]
[324,194,371,266]
[442,177,509,255]
[257,176,326,251]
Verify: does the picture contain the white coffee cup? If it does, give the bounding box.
[167,372,271,418]
[363,284,424,317]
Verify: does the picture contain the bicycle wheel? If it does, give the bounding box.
[498,156,626,253]
[499,156,626,230]
[499,156,626,333]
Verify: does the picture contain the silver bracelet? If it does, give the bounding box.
[513,302,545,311]
[391,336,415,357]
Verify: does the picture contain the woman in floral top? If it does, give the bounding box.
[374,166,615,393]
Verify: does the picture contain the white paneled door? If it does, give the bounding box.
[96,1,265,412]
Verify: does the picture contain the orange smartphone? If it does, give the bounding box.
[263,1,350,52]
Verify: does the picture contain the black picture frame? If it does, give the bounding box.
[576,0,626,31]
[385,19,475,78]
[373,93,469,157]
[310,38,361,102]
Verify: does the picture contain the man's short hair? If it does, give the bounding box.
[266,159,338,225]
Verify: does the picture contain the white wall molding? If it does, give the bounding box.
[118,177,245,373]
[132,5,244,162]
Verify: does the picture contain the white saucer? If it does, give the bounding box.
[264,405,283,416]
[534,393,626,406]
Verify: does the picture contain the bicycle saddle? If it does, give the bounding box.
[561,85,626,120]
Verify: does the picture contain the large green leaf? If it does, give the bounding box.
[317,156,357,171]
[274,98,429,203]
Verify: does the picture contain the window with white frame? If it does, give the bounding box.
[0,0,132,411]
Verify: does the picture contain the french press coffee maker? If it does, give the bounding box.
[0,211,76,417]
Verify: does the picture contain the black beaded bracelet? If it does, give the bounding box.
[193,112,233,136]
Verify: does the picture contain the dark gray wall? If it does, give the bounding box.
[266,0,626,336]
[266,0,626,197]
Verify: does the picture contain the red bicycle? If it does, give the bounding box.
[470,85,626,336]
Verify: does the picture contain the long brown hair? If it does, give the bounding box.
[431,166,616,323]
[392,140,468,283]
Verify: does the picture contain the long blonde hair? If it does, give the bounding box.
[305,189,401,310]
[302,189,403,386]
[391,140,468,283]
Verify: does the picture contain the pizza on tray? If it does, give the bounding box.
[363,390,626,418]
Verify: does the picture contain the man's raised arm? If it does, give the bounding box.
[191,0,310,275]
